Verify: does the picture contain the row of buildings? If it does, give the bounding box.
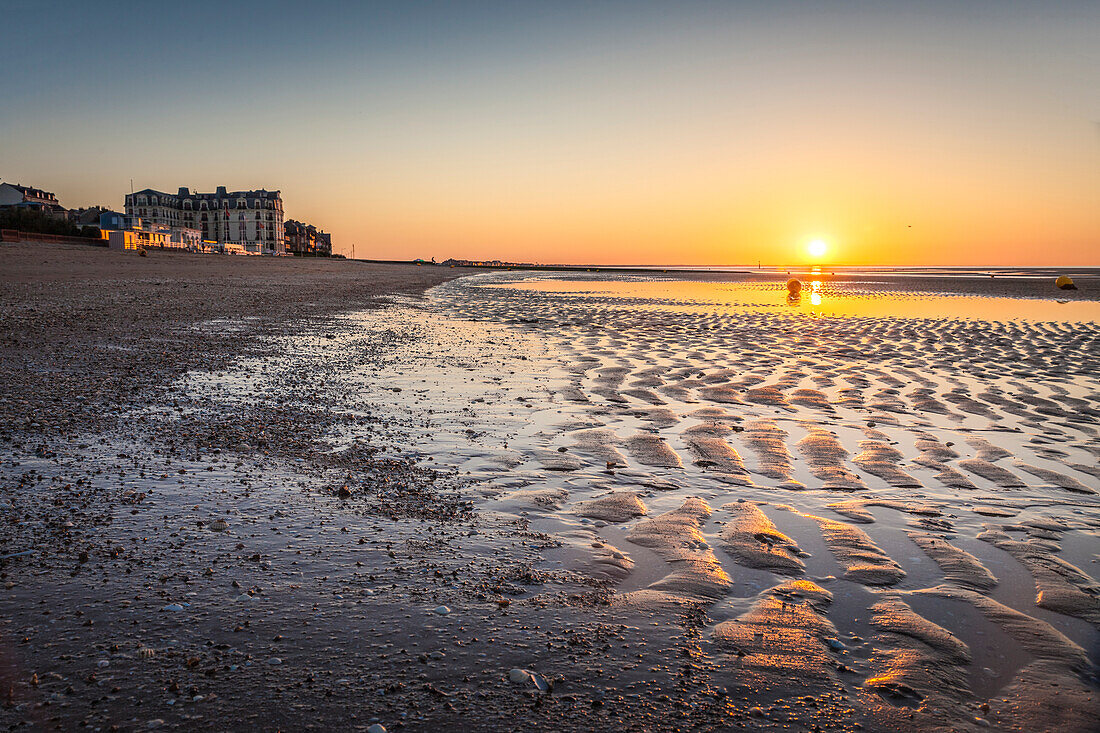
[285,219,332,257]
[123,186,331,256]
[0,181,333,257]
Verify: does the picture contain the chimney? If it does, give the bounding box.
[178,187,189,197]
[216,186,228,196]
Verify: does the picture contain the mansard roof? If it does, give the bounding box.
[129,187,281,201]
[285,219,326,233]
[1,182,58,200]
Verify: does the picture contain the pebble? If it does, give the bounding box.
[432,605,451,615]
[508,668,530,684]
[367,725,387,733]
[208,519,229,532]
[268,657,283,665]
[162,603,185,612]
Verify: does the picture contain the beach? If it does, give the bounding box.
[1,245,1098,731]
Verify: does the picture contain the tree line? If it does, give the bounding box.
[0,208,101,238]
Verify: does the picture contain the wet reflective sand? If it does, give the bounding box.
[341,271,1099,730]
[6,251,1096,730]
[490,277,1100,322]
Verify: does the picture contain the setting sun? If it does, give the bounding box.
[807,239,828,258]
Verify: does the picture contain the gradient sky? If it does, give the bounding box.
[2,0,1097,265]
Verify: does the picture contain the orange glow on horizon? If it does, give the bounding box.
[7,4,1096,267]
[292,161,1098,266]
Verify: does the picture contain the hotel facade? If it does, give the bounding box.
[125,186,284,255]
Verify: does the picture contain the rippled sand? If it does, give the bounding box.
[352,272,1099,730]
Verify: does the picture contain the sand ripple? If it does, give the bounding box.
[405,273,1100,729]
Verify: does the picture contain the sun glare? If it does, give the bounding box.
[807,239,828,258]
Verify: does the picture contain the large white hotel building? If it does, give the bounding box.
[125,186,284,254]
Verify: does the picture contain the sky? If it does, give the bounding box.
[1,0,1097,265]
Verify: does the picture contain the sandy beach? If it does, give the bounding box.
[1,244,1098,731]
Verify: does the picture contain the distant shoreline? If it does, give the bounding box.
[354,258,1100,277]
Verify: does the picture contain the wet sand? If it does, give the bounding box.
[344,271,1099,730]
[2,251,1098,731]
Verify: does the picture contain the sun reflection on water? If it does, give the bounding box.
[486,278,1100,323]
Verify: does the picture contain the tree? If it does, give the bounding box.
[0,207,99,237]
